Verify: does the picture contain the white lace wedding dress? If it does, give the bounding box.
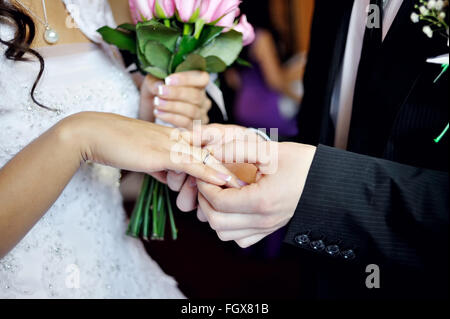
[0,0,184,299]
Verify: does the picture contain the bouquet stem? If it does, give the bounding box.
[183,23,193,35]
[194,20,205,39]
[166,186,178,240]
[127,175,177,241]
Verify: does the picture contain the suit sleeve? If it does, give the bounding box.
[284,145,449,269]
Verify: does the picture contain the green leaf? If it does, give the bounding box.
[197,25,224,47]
[205,56,227,73]
[144,40,171,72]
[236,57,252,68]
[136,20,180,53]
[97,26,137,54]
[196,30,243,66]
[117,23,136,33]
[137,44,150,69]
[144,66,168,79]
[171,35,199,72]
[175,54,206,73]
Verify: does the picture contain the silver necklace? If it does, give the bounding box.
[15,0,59,44]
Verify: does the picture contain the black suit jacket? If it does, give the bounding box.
[284,0,449,299]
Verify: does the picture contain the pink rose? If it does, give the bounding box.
[174,0,202,22]
[200,0,241,25]
[215,7,239,28]
[129,0,140,24]
[154,0,175,19]
[234,14,255,46]
[129,0,154,22]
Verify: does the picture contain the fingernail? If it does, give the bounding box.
[237,179,248,187]
[165,76,178,86]
[154,109,165,116]
[157,84,169,96]
[152,81,164,95]
[216,173,232,183]
[189,178,197,187]
[154,96,166,107]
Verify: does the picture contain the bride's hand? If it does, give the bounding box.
[61,112,232,186]
[0,111,235,257]
[139,71,212,129]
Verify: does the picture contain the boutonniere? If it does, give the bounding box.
[411,0,449,143]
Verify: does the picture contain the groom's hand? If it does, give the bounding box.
[171,124,267,213]
[196,141,316,248]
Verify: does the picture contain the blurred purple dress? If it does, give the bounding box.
[234,64,298,137]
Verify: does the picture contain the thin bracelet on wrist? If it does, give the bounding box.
[248,128,272,142]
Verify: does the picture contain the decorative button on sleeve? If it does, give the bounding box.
[310,240,326,251]
[294,234,310,246]
[341,249,356,260]
[325,245,340,257]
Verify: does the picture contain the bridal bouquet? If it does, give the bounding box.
[97,0,255,240]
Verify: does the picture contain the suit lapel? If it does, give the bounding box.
[318,0,355,145]
[347,0,448,156]
[297,0,354,145]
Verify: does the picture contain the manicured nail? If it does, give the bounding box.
[154,109,165,116]
[217,173,232,183]
[158,84,164,96]
[157,84,169,96]
[165,76,178,86]
[154,96,166,107]
[237,179,248,187]
[153,81,164,94]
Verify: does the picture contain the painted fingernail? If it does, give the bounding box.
[154,96,166,107]
[154,109,165,116]
[165,76,178,86]
[152,81,164,94]
[157,84,169,96]
[216,173,232,183]
[237,179,248,187]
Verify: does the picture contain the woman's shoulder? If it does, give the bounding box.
[254,29,275,47]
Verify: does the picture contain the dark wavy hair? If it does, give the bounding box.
[0,0,51,110]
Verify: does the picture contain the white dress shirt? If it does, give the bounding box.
[331,0,404,149]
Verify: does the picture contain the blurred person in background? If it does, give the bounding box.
[226,0,306,140]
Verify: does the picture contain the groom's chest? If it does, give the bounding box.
[345,2,449,170]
